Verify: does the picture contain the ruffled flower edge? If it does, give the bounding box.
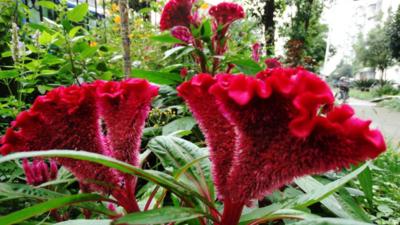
[181,70,385,157]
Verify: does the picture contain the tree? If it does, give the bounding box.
[331,60,353,79]
[280,0,328,71]
[244,0,286,56]
[387,5,400,61]
[353,26,393,83]
[119,0,131,78]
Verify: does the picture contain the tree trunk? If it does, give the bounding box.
[119,0,131,78]
[262,0,275,56]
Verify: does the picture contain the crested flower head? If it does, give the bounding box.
[22,159,58,186]
[171,26,194,44]
[265,57,282,68]
[209,2,245,26]
[178,68,385,205]
[160,0,194,30]
[252,43,261,62]
[0,79,158,212]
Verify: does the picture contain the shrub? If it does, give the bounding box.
[353,79,376,91]
[373,84,400,97]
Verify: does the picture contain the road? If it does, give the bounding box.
[348,98,400,149]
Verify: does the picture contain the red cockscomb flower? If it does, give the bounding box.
[252,43,261,62]
[209,2,245,26]
[160,0,194,31]
[0,79,158,212]
[171,26,194,44]
[22,159,58,186]
[178,68,385,225]
[265,57,282,68]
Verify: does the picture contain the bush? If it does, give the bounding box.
[373,84,400,97]
[353,79,376,91]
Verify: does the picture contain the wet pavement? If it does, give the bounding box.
[348,98,400,149]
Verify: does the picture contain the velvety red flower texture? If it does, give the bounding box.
[265,57,282,68]
[178,68,385,206]
[171,26,194,44]
[252,43,261,62]
[209,2,245,26]
[160,0,194,30]
[0,79,158,212]
[22,159,58,186]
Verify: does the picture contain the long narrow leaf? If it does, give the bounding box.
[0,150,214,209]
[0,194,105,225]
[54,219,112,225]
[114,207,207,224]
[291,164,368,209]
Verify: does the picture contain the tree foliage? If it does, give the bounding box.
[387,5,400,61]
[280,0,328,71]
[354,25,393,76]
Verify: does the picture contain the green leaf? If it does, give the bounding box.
[0,70,18,79]
[291,164,368,209]
[336,188,371,222]
[148,136,213,199]
[231,58,262,75]
[0,182,62,200]
[0,150,213,209]
[295,176,352,219]
[162,117,196,135]
[39,31,54,45]
[114,207,206,224]
[357,165,373,206]
[79,46,99,59]
[37,1,56,10]
[239,204,283,224]
[69,26,83,38]
[291,218,374,225]
[163,46,186,60]
[131,69,181,85]
[54,220,111,225]
[0,194,105,225]
[38,85,54,94]
[42,54,65,65]
[247,209,319,224]
[67,3,89,22]
[150,33,183,44]
[200,19,212,40]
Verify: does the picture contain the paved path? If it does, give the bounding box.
[347,98,400,149]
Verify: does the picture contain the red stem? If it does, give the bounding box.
[219,199,244,225]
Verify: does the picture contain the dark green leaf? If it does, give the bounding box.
[200,19,212,40]
[0,70,19,79]
[0,194,105,225]
[0,151,213,209]
[148,136,213,200]
[357,165,373,206]
[114,207,206,224]
[131,69,181,85]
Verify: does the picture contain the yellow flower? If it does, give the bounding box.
[113,15,121,24]
[89,41,97,47]
[128,34,133,39]
[111,3,119,12]
[200,3,209,10]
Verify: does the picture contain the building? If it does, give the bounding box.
[322,0,400,84]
